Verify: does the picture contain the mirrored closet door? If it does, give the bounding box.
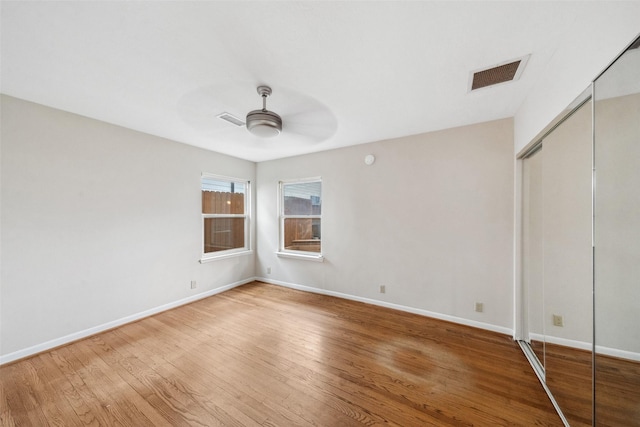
[593,36,640,426]
[520,92,593,426]
[521,146,545,372]
[519,34,640,426]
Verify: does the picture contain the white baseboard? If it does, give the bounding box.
[596,345,640,362]
[528,332,640,362]
[529,333,593,352]
[0,277,256,365]
[256,277,513,336]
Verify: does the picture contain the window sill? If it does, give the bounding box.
[276,251,324,262]
[200,250,253,263]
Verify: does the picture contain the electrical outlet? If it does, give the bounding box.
[553,314,564,327]
[267,267,271,274]
[379,285,386,294]
[190,280,197,289]
[475,302,484,313]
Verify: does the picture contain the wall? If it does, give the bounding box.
[256,119,515,333]
[0,95,256,363]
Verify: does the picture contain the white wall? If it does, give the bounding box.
[0,95,256,362]
[256,119,515,333]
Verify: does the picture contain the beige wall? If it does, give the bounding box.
[256,119,515,332]
[0,95,257,362]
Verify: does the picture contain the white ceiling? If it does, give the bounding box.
[1,1,639,162]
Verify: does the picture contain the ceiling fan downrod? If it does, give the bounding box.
[258,85,271,111]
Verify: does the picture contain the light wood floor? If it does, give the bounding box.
[1,281,562,426]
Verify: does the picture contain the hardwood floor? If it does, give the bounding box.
[543,343,593,427]
[1,281,562,426]
[542,342,640,427]
[595,352,640,426]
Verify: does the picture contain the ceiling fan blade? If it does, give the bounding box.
[282,108,337,141]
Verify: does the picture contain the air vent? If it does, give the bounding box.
[469,55,529,91]
[217,112,245,127]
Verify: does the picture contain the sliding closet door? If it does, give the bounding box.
[522,147,545,370]
[541,98,593,425]
[593,37,640,425]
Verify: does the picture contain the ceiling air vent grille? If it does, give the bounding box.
[469,55,529,91]
[217,112,245,127]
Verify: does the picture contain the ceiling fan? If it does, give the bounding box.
[177,83,337,145]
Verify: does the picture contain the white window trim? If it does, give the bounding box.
[200,173,251,263]
[276,251,324,262]
[278,177,323,260]
[200,249,253,263]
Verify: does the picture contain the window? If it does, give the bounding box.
[279,178,322,257]
[201,174,250,260]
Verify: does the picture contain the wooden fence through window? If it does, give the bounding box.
[202,191,245,253]
[283,196,321,253]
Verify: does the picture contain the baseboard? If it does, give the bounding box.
[0,277,257,366]
[529,333,593,352]
[529,332,640,362]
[256,277,513,336]
[596,345,640,362]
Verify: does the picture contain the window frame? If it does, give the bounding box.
[200,173,251,263]
[277,177,324,261]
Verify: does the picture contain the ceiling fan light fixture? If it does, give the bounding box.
[246,85,282,138]
[246,110,282,137]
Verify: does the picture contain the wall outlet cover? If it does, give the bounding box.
[553,314,564,327]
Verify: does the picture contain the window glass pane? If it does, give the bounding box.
[204,218,245,253]
[202,178,246,194]
[283,218,321,253]
[202,180,245,214]
[283,181,321,215]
